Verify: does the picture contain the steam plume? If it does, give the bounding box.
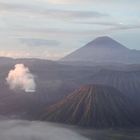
[6,64,36,92]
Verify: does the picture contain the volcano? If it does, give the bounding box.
[61,36,140,64]
[41,85,138,128]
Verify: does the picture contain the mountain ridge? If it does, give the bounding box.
[61,36,140,64]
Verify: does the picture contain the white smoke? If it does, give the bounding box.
[6,64,36,93]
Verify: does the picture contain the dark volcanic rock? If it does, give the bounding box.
[41,85,138,128]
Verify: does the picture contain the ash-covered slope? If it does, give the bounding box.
[61,36,140,64]
[41,85,138,128]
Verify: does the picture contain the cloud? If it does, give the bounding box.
[0,119,89,140]
[0,2,35,14]
[113,24,140,31]
[74,21,140,33]
[46,9,107,19]
[21,24,140,36]
[76,21,121,26]
[0,49,67,60]
[6,64,36,93]
[20,38,60,47]
[0,2,107,19]
[47,0,140,6]
[47,0,95,4]
[0,51,31,58]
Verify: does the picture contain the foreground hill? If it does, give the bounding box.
[41,85,138,128]
[61,36,140,64]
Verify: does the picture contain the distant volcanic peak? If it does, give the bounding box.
[94,36,115,41]
[61,36,140,63]
[85,36,128,49]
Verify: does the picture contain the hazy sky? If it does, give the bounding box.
[0,0,140,59]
